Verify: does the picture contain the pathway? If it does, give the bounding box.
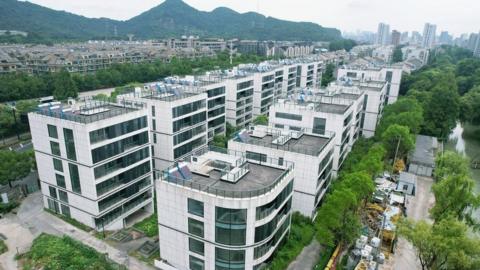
[381,176,435,270]
[286,239,322,270]
[0,192,155,270]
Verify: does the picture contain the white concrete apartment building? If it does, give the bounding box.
[351,80,388,137]
[29,100,154,230]
[337,65,402,104]
[268,85,365,174]
[120,85,209,171]
[228,125,335,218]
[162,75,227,141]
[155,146,294,270]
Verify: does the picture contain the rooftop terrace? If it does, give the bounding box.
[34,99,145,124]
[234,126,334,156]
[159,146,293,198]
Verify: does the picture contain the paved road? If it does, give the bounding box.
[382,176,435,270]
[0,192,154,270]
[286,239,322,270]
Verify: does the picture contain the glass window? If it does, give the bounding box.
[151,105,155,117]
[172,100,206,118]
[91,132,149,164]
[174,137,206,159]
[152,119,156,131]
[94,147,150,179]
[275,112,302,121]
[173,111,207,133]
[190,256,204,270]
[188,218,204,238]
[215,207,247,246]
[59,190,68,203]
[49,186,57,199]
[56,174,66,188]
[63,128,77,161]
[313,118,326,135]
[189,238,205,256]
[174,125,206,146]
[47,124,58,139]
[215,248,245,270]
[188,198,204,217]
[246,151,267,163]
[95,161,151,196]
[47,198,59,212]
[89,116,147,144]
[53,158,63,172]
[61,204,71,218]
[50,141,61,156]
[153,133,157,144]
[69,163,81,194]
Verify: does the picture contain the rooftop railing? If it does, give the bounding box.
[158,145,294,199]
[235,126,335,157]
[34,100,146,124]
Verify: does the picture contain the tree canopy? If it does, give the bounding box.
[398,217,480,270]
[0,150,35,187]
[381,124,415,160]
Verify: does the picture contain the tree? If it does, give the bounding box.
[392,46,403,63]
[315,188,360,247]
[381,124,415,160]
[376,98,424,137]
[398,217,480,270]
[321,64,335,87]
[430,174,479,227]
[0,105,15,138]
[252,115,268,126]
[212,135,228,148]
[53,70,78,100]
[0,150,35,187]
[434,151,470,180]
[430,151,479,227]
[422,77,460,139]
[460,86,480,124]
[354,144,386,177]
[337,172,375,204]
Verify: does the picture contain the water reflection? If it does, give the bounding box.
[445,123,480,193]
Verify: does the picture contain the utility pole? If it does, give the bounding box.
[393,136,402,172]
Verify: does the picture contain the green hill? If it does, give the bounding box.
[0,0,342,42]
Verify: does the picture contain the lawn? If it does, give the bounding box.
[133,213,158,237]
[18,233,125,270]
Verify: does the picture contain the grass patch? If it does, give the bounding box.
[0,240,8,255]
[133,213,158,237]
[268,213,316,270]
[44,208,92,232]
[18,233,126,270]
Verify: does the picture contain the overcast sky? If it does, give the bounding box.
[25,0,479,36]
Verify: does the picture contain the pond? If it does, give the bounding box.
[445,123,480,218]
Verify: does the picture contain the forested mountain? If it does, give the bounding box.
[0,0,342,42]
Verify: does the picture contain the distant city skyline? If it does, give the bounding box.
[23,0,480,36]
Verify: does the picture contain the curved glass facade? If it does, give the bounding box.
[215,207,247,246]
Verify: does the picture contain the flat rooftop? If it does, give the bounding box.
[34,101,143,124]
[161,148,292,198]
[249,134,330,156]
[235,127,333,156]
[190,162,285,192]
